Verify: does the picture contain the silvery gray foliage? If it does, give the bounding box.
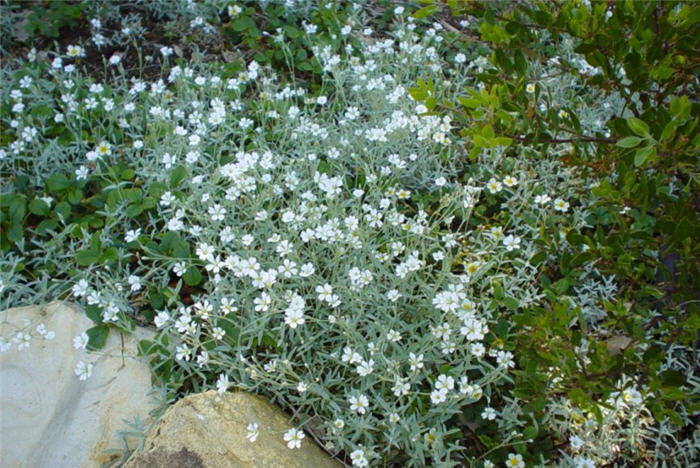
[3,3,689,467]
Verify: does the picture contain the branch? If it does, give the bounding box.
[505,134,617,145]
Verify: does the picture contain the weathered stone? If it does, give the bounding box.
[124,390,343,468]
[0,302,156,468]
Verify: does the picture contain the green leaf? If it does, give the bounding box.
[125,204,144,218]
[36,218,58,235]
[85,305,103,323]
[232,15,256,32]
[568,388,588,406]
[616,136,642,148]
[121,168,135,180]
[169,166,188,188]
[8,196,26,222]
[634,146,655,166]
[458,97,480,108]
[502,297,520,311]
[627,117,650,137]
[99,247,119,264]
[412,4,438,19]
[7,222,23,242]
[28,199,50,216]
[523,426,537,440]
[86,325,110,350]
[75,249,99,266]
[408,87,427,101]
[571,251,595,267]
[67,187,83,205]
[529,251,547,266]
[54,201,71,221]
[46,173,71,192]
[183,267,202,286]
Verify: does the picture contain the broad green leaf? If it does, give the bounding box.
[183,267,202,286]
[627,117,650,137]
[616,136,642,148]
[86,324,110,350]
[634,146,655,166]
[46,173,71,192]
[412,5,438,19]
[29,199,50,216]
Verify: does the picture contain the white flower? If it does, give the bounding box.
[283,428,305,449]
[574,457,596,468]
[481,407,497,420]
[14,332,31,351]
[176,344,191,361]
[486,178,502,194]
[228,5,242,17]
[125,228,141,242]
[246,423,259,442]
[534,193,551,204]
[502,235,521,251]
[622,387,643,405]
[356,359,374,376]
[435,374,455,392]
[153,311,170,328]
[216,373,230,394]
[503,175,518,187]
[496,350,515,368]
[35,323,54,340]
[554,198,570,212]
[386,289,401,302]
[350,449,368,467]
[506,453,525,468]
[127,275,142,292]
[408,352,424,371]
[455,53,467,64]
[173,262,186,277]
[72,279,89,298]
[74,361,93,381]
[386,329,401,342]
[66,44,84,57]
[430,389,447,404]
[348,394,369,414]
[526,83,536,93]
[569,434,584,451]
[73,332,89,350]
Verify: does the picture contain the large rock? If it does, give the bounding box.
[0,302,156,468]
[124,390,343,468]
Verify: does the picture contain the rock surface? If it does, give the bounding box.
[0,302,156,468]
[124,390,343,468]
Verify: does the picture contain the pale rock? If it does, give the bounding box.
[0,302,156,468]
[124,390,343,468]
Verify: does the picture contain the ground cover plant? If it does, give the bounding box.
[0,1,698,467]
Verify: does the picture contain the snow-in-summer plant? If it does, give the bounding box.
[2,2,696,467]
